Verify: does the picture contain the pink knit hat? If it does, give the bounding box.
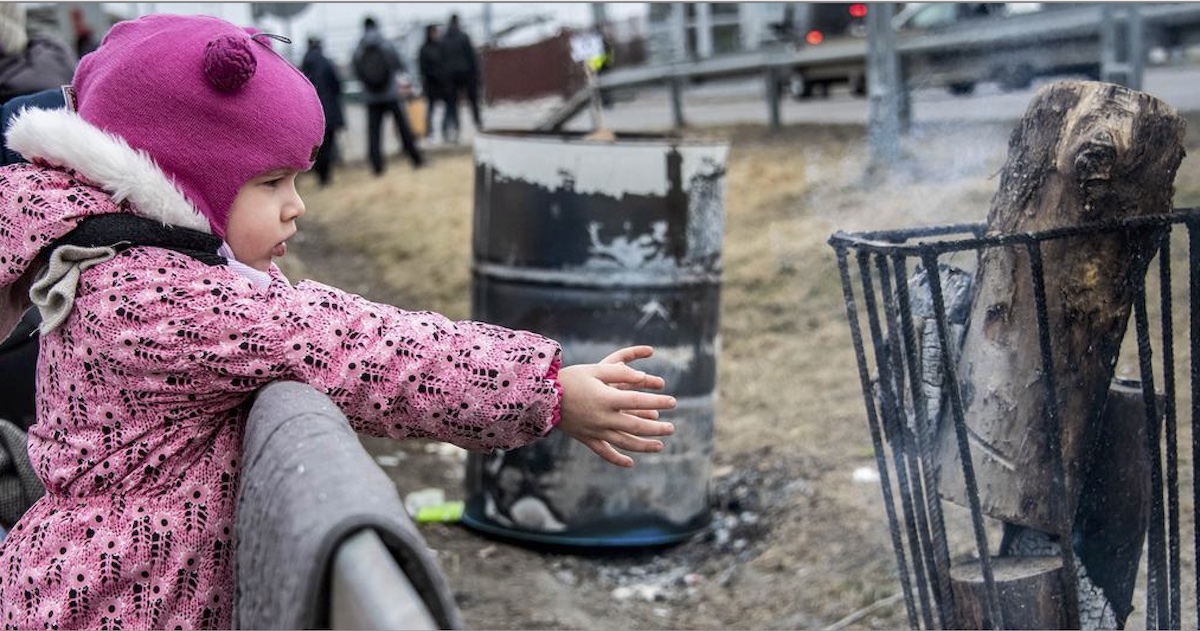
[72,13,325,237]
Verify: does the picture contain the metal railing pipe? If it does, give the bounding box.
[235,381,462,630]
[330,529,439,630]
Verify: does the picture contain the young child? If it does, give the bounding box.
[0,14,676,630]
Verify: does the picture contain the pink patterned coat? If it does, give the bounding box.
[0,108,562,629]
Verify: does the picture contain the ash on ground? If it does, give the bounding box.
[536,451,815,605]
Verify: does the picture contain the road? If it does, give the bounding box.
[485,63,1200,133]
[339,63,1200,163]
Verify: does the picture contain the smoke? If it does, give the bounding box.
[793,120,1012,232]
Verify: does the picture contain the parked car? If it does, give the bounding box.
[772,2,870,98]
[892,2,1101,96]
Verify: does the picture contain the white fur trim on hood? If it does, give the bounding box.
[5,106,211,234]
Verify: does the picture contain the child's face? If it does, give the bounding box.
[225,169,306,272]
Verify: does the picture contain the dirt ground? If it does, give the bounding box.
[281,108,1200,630]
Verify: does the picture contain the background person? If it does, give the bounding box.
[70,5,98,57]
[300,34,345,187]
[0,0,77,431]
[352,15,424,175]
[0,3,78,542]
[418,22,446,143]
[439,12,482,143]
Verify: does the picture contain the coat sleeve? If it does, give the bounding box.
[284,280,563,451]
[124,265,564,452]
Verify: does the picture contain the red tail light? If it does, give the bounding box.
[849,3,868,18]
[805,29,825,45]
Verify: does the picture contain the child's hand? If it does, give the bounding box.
[556,345,677,468]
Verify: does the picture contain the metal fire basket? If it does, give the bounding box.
[829,209,1200,630]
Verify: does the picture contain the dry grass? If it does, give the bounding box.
[282,113,1200,629]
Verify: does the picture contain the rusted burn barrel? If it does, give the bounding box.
[463,130,728,546]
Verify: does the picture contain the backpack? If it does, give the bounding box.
[355,42,392,92]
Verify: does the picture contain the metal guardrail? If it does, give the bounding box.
[330,529,439,630]
[541,3,1200,131]
[235,381,461,630]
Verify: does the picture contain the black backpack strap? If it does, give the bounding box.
[50,214,226,266]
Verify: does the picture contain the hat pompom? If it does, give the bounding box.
[204,34,256,92]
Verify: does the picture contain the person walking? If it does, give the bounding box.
[595,25,615,108]
[439,13,482,143]
[300,35,345,187]
[352,16,423,175]
[418,23,446,143]
[70,6,98,58]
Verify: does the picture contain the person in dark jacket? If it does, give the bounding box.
[300,36,345,187]
[417,23,446,142]
[70,6,98,58]
[0,4,75,105]
[0,3,76,434]
[352,16,424,175]
[439,13,482,143]
[0,88,56,431]
[0,3,74,541]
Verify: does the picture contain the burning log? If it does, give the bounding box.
[936,80,1185,536]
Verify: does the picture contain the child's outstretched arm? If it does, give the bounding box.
[555,345,677,468]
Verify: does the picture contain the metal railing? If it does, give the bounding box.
[235,381,460,630]
[330,529,439,630]
[540,3,1200,131]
